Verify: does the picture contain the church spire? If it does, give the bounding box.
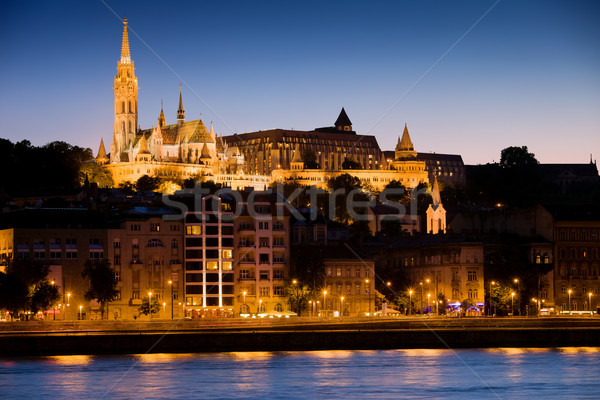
[432,175,442,207]
[395,123,417,160]
[158,99,166,127]
[96,138,109,165]
[120,17,131,63]
[177,84,185,126]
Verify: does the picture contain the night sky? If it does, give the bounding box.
[1,0,599,164]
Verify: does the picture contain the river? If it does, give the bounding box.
[2,348,599,399]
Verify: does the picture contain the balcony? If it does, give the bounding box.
[238,225,255,233]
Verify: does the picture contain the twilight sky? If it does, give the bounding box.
[1,0,599,165]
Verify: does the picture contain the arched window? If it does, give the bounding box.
[129,101,132,113]
[147,239,163,248]
[240,304,250,315]
[543,255,550,264]
[128,121,132,133]
[259,303,266,313]
[122,121,126,134]
[121,101,125,113]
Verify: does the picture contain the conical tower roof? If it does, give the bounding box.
[334,107,352,129]
[158,100,166,127]
[397,123,414,151]
[120,17,131,63]
[96,138,108,162]
[138,134,151,154]
[432,175,442,207]
[291,143,302,163]
[200,143,211,159]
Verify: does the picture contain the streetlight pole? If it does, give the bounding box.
[365,279,371,316]
[148,292,152,319]
[589,292,593,313]
[340,296,344,319]
[489,281,496,317]
[568,289,572,315]
[309,300,312,318]
[293,279,299,316]
[511,292,515,317]
[419,282,423,314]
[67,293,71,320]
[323,290,327,318]
[168,280,173,319]
[50,280,56,321]
[79,305,82,320]
[427,293,431,314]
[409,290,413,316]
[242,291,247,315]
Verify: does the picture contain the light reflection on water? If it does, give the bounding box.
[2,348,600,399]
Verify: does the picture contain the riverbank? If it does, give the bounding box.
[2,317,600,356]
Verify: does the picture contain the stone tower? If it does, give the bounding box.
[111,17,138,163]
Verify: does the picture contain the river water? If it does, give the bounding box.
[2,348,599,399]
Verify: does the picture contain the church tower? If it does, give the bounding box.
[111,17,138,163]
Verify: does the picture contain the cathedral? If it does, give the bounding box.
[97,18,458,191]
[100,17,244,187]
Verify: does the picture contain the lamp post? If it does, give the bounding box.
[242,291,247,315]
[316,300,320,317]
[67,293,71,320]
[340,296,344,319]
[323,290,327,318]
[419,282,423,314]
[258,299,262,315]
[50,281,56,320]
[589,292,593,313]
[168,280,174,319]
[489,281,496,317]
[293,279,299,315]
[427,293,431,314]
[365,279,371,316]
[148,292,153,319]
[409,290,413,316]
[568,289,572,315]
[79,305,83,320]
[309,300,313,318]
[511,292,515,317]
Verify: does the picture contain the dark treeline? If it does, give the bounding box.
[0,139,92,197]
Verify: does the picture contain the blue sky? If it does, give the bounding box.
[1,0,598,164]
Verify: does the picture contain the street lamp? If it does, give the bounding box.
[589,292,593,313]
[50,280,56,321]
[365,279,371,316]
[419,282,423,314]
[168,280,174,319]
[511,292,515,317]
[427,293,431,314]
[309,300,313,318]
[148,292,153,319]
[409,290,413,316]
[489,281,496,317]
[242,291,247,315]
[568,289,572,315]
[323,290,327,318]
[79,305,83,320]
[293,279,300,315]
[340,296,344,319]
[259,299,262,315]
[67,293,71,320]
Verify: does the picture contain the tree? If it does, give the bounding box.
[135,175,161,192]
[79,161,114,188]
[30,281,61,316]
[0,272,29,320]
[302,150,319,169]
[138,296,160,317]
[328,173,368,223]
[0,259,53,320]
[382,180,409,203]
[342,157,362,170]
[285,280,312,316]
[500,146,539,169]
[81,259,118,320]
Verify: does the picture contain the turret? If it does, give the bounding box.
[177,85,185,126]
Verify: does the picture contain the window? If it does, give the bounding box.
[149,222,160,232]
[172,239,179,249]
[222,262,232,271]
[274,287,284,296]
[89,238,101,245]
[336,267,342,277]
[474,256,479,264]
[114,273,121,282]
[259,270,269,280]
[49,251,61,260]
[114,240,121,248]
[346,284,352,295]
[326,267,332,277]
[259,221,269,230]
[89,251,104,259]
[130,224,141,231]
[186,226,202,235]
[356,268,361,278]
[273,237,284,247]
[365,284,370,295]
[468,271,477,281]
[240,270,250,279]
[222,250,232,259]
[259,237,269,248]
[274,221,284,230]
[273,270,284,279]
[66,251,78,260]
[274,302,283,311]
[259,287,269,297]
[206,261,218,270]
[66,238,77,245]
[355,283,361,295]
[259,254,269,264]
[147,239,163,247]
[114,256,121,265]
[170,224,180,232]
[346,268,352,278]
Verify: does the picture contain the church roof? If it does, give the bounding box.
[334,107,352,128]
[96,138,108,161]
[291,143,302,163]
[137,134,151,154]
[397,124,414,151]
[200,143,211,159]
[144,119,213,145]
